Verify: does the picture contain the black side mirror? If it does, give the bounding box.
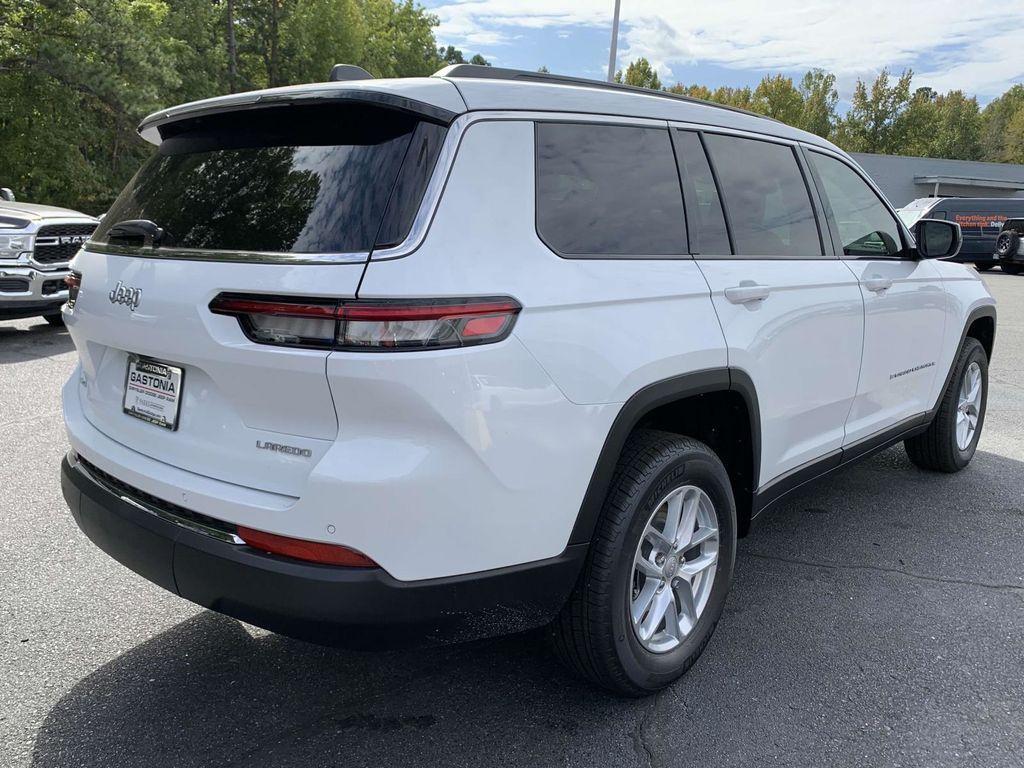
[0,188,15,202]
[914,218,962,259]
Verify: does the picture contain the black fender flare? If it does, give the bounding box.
[927,304,996,420]
[567,368,761,544]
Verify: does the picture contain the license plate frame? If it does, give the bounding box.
[122,354,184,431]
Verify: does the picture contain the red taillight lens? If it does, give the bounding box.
[209,294,522,351]
[237,526,378,568]
[65,271,82,308]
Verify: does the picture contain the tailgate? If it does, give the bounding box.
[66,250,362,497]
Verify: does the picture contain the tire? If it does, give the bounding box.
[43,313,64,327]
[905,337,987,473]
[995,231,1019,258]
[974,263,993,272]
[551,430,737,696]
[1001,263,1022,275]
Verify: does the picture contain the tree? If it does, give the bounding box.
[537,65,549,74]
[710,86,753,111]
[834,69,914,154]
[615,58,661,90]
[436,46,489,68]
[1002,108,1024,164]
[438,44,465,65]
[356,0,439,78]
[666,83,713,101]
[797,69,838,138]
[750,74,803,125]
[980,84,1024,162]
[278,0,365,86]
[930,91,983,160]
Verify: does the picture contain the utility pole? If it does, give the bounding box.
[607,0,621,82]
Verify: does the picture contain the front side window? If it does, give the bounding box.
[536,122,687,256]
[702,134,822,257]
[808,151,903,258]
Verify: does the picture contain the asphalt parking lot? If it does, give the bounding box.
[2,272,1023,768]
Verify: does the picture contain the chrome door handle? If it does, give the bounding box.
[864,276,893,293]
[725,284,770,304]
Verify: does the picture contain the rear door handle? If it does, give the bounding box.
[864,276,893,293]
[725,284,771,305]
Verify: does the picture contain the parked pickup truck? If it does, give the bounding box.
[0,189,99,324]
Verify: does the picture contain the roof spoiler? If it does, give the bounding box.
[329,64,374,82]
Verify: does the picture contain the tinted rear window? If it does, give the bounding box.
[536,123,686,256]
[93,104,444,254]
[703,134,822,257]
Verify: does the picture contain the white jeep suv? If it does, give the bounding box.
[60,65,996,696]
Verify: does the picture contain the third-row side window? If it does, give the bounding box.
[535,122,687,256]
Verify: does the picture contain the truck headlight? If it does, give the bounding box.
[0,234,31,259]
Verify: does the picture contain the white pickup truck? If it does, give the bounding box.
[0,189,98,324]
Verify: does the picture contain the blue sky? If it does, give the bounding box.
[423,1,1024,105]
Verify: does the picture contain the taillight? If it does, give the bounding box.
[65,271,82,308]
[237,526,378,567]
[209,294,522,351]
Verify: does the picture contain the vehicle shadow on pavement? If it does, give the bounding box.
[29,449,1024,768]
[0,322,73,365]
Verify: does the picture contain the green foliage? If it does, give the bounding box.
[624,57,1011,167]
[0,0,472,213]
[833,69,914,153]
[797,69,838,138]
[437,45,490,67]
[751,74,803,125]
[615,57,661,90]
[980,85,1024,162]
[6,19,1024,217]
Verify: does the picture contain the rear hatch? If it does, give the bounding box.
[67,99,449,496]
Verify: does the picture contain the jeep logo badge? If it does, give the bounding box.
[108,280,142,311]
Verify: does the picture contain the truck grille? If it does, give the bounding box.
[34,223,96,265]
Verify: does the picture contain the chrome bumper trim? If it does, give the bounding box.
[69,451,245,546]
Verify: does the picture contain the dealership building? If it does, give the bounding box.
[853,153,1024,207]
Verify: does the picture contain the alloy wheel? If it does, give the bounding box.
[629,485,719,654]
[956,361,982,451]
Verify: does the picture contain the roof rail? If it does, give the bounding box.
[433,64,775,122]
[329,64,374,82]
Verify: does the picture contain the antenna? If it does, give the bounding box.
[328,65,374,82]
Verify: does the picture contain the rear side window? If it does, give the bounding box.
[673,130,731,255]
[807,151,902,258]
[536,123,686,256]
[703,134,822,257]
[93,103,445,254]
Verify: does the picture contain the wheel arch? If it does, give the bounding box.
[568,369,761,544]
[965,308,995,362]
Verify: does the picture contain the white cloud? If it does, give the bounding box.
[431,0,1024,99]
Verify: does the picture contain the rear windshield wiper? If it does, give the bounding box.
[106,219,169,248]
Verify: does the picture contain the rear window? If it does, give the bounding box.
[93,103,446,254]
[535,122,686,256]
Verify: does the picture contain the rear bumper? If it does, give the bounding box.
[61,453,586,648]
